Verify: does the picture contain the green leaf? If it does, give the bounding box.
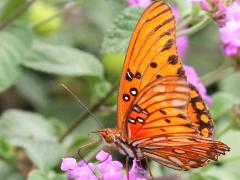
[0,109,65,171]
[17,71,50,109]
[12,138,65,172]
[0,160,24,180]
[22,43,103,78]
[0,31,28,92]
[6,24,33,48]
[0,109,55,141]
[0,25,32,92]
[0,0,26,20]
[210,92,238,119]
[220,72,240,100]
[27,170,46,180]
[27,170,68,180]
[101,7,144,54]
[186,24,223,75]
[205,161,240,180]
[189,173,219,180]
[0,137,14,160]
[221,130,240,159]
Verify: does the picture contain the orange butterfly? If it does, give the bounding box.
[98,0,229,174]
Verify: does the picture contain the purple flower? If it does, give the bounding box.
[198,0,227,26]
[219,2,240,57]
[199,0,212,11]
[61,158,78,171]
[61,158,96,179]
[96,150,123,180]
[226,1,240,22]
[177,36,189,61]
[184,65,212,104]
[172,6,189,60]
[127,0,152,7]
[123,160,146,180]
[60,151,147,180]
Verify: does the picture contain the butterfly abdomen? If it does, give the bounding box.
[114,139,145,159]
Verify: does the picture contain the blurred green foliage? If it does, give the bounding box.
[0,0,239,180]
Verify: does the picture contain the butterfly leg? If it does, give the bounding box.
[99,146,113,163]
[77,139,99,157]
[126,156,130,180]
[145,157,154,180]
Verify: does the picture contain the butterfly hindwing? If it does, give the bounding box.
[124,76,197,140]
[188,84,214,138]
[140,135,229,170]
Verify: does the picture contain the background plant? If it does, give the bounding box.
[0,0,240,179]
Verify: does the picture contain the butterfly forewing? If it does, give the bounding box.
[117,1,186,131]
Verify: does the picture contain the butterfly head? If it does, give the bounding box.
[98,128,120,144]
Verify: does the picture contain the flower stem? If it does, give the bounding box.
[58,85,117,143]
[176,16,192,31]
[0,0,36,30]
[177,16,211,37]
[200,62,234,86]
[31,0,86,29]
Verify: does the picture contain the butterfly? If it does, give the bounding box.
[98,0,229,174]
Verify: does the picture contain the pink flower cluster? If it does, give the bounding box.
[199,0,227,26]
[60,150,146,180]
[127,0,152,7]
[184,65,212,104]
[219,1,240,57]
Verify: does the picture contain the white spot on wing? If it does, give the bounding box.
[137,117,144,123]
[128,118,136,124]
[131,89,137,95]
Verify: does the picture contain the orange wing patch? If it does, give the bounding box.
[188,84,214,138]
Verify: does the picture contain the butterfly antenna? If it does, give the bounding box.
[60,83,104,128]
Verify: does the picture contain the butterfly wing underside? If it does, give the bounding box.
[115,0,229,170]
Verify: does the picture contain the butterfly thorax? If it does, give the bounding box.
[98,128,121,144]
[98,128,144,159]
